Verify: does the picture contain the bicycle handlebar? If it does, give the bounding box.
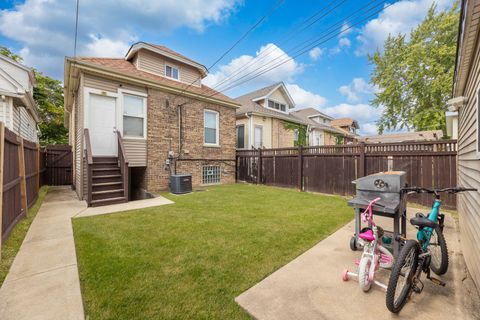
[402,187,477,194]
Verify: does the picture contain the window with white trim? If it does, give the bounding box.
[165,65,179,80]
[267,99,287,112]
[202,165,221,184]
[123,94,146,138]
[204,110,219,145]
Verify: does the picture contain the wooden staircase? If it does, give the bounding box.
[90,156,127,206]
[84,129,129,207]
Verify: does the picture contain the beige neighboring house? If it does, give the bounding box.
[450,0,480,289]
[359,130,443,143]
[235,82,304,149]
[291,107,355,146]
[64,42,239,206]
[330,117,360,143]
[0,54,39,142]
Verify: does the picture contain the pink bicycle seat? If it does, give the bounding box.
[358,229,375,242]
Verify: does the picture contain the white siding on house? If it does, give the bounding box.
[0,97,11,127]
[456,4,480,288]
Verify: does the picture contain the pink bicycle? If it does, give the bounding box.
[342,197,394,291]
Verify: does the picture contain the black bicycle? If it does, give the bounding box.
[386,187,477,313]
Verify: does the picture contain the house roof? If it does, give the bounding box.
[69,57,237,106]
[235,82,282,102]
[125,42,208,77]
[331,117,360,129]
[358,130,443,143]
[235,93,305,124]
[291,108,353,136]
[292,107,333,120]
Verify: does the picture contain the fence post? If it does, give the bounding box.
[0,122,4,259]
[358,142,366,178]
[298,145,303,191]
[18,137,27,216]
[257,148,262,185]
[36,143,40,192]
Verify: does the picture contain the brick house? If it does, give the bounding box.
[64,42,239,206]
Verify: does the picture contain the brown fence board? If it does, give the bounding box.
[237,140,458,209]
[45,145,72,186]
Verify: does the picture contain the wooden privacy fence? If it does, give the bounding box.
[236,140,458,209]
[45,145,72,186]
[0,123,46,250]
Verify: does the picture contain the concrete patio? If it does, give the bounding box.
[236,208,480,320]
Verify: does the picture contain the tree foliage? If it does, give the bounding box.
[0,47,67,145]
[34,72,68,145]
[369,3,459,134]
[283,122,308,146]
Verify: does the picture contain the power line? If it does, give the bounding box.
[171,0,285,105]
[74,0,80,57]
[206,0,351,95]
[208,1,395,97]
[211,0,385,93]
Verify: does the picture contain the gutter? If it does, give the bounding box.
[452,0,467,97]
[65,58,240,109]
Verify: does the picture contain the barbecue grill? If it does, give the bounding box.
[348,171,408,257]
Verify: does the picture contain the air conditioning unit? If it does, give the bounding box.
[170,174,192,194]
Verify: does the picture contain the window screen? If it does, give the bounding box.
[123,94,145,137]
[166,65,179,80]
[204,110,218,145]
[202,166,221,184]
[236,125,245,148]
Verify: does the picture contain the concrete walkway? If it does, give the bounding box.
[0,186,174,320]
[0,186,86,320]
[236,208,480,320]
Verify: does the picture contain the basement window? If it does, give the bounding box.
[202,165,221,185]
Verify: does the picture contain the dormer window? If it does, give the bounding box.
[267,99,287,112]
[165,65,179,80]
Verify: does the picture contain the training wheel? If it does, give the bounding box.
[342,269,349,281]
[350,236,358,251]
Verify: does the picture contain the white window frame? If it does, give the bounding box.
[165,64,180,81]
[265,98,288,114]
[254,124,263,148]
[204,109,220,147]
[119,89,148,140]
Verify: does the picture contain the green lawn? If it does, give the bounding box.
[73,184,353,320]
[0,186,48,285]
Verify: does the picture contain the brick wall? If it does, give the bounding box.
[271,118,295,148]
[146,89,236,191]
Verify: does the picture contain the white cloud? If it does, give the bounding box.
[360,123,380,136]
[203,43,304,93]
[329,37,351,55]
[308,47,323,61]
[84,34,132,57]
[286,83,327,108]
[340,22,352,36]
[355,0,453,55]
[322,103,378,123]
[0,0,240,78]
[338,77,377,103]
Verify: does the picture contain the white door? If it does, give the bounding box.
[88,93,117,156]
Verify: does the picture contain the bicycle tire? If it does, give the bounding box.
[386,240,419,313]
[429,227,448,275]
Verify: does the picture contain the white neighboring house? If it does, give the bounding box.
[0,54,39,142]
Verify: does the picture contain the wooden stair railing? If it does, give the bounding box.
[117,131,129,201]
[84,128,93,206]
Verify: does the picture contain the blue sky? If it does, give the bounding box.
[0,0,454,135]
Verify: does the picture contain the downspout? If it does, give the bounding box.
[245,112,252,149]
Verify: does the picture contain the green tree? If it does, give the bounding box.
[0,47,68,145]
[34,72,68,145]
[369,3,459,134]
[0,46,22,62]
[283,122,308,146]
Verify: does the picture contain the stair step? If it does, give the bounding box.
[93,174,122,179]
[92,189,125,195]
[92,181,123,192]
[90,197,127,207]
[93,168,121,172]
[93,181,123,187]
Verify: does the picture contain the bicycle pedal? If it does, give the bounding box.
[429,277,446,287]
[412,278,424,294]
